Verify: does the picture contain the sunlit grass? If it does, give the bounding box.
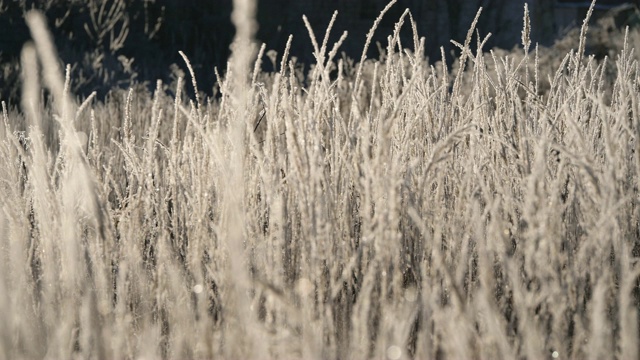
[1,1,639,358]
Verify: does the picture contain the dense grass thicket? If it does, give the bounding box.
[2,1,640,358]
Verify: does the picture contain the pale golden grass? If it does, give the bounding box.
[1,0,639,359]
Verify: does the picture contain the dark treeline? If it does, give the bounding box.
[0,0,637,101]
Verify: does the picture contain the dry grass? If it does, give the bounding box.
[1,1,640,359]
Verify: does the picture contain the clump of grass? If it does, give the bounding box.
[1,0,639,359]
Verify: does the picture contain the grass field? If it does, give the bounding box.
[1,0,640,358]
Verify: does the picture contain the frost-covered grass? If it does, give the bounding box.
[1,1,640,359]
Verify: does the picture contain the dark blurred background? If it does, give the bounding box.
[0,0,638,102]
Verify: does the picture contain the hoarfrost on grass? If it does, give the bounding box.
[1,0,640,359]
